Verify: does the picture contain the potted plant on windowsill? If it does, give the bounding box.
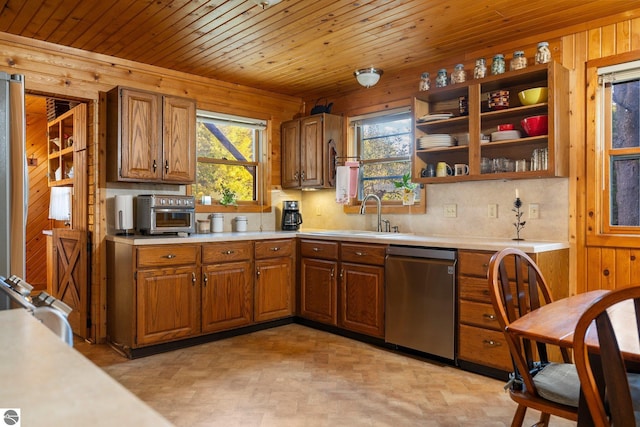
[219,185,238,207]
[394,173,418,205]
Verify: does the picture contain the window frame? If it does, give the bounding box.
[188,110,271,214]
[343,106,426,214]
[586,52,640,246]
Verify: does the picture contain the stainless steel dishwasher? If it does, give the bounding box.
[385,245,457,360]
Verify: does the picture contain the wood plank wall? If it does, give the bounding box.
[25,95,49,290]
[564,18,640,294]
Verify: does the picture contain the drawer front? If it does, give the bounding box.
[458,276,492,303]
[459,300,501,331]
[340,243,386,265]
[300,239,339,260]
[458,324,512,372]
[458,250,493,277]
[255,239,293,259]
[202,241,252,263]
[137,245,199,268]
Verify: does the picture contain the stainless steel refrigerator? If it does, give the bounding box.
[0,72,27,280]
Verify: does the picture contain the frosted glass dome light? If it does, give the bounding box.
[354,68,383,88]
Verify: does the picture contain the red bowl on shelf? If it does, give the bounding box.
[521,115,548,137]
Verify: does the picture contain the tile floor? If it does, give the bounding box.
[75,324,576,426]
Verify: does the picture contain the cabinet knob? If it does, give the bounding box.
[153,160,157,171]
[483,339,501,347]
[301,170,305,181]
[330,268,334,278]
[165,160,169,172]
[312,247,322,252]
[270,247,280,251]
[164,254,176,259]
[222,250,235,255]
[203,275,208,287]
[355,251,366,256]
[256,268,261,277]
[294,171,299,180]
[482,313,496,321]
[191,272,196,284]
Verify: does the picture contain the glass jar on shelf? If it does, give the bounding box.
[491,54,505,75]
[435,69,448,88]
[419,72,430,91]
[510,50,527,71]
[535,41,552,64]
[451,64,466,84]
[474,58,486,79]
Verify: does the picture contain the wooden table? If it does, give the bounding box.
[506,289,640,425]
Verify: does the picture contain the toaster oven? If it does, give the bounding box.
[136,195,195,235]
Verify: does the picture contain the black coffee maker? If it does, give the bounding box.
[281,200,303,231]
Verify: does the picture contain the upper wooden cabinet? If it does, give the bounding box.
[281,113,342,189]
[412,62,569,183]
[107,87,196,183]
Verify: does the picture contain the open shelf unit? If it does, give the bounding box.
[412,62,570,183]
[47,108,76,187]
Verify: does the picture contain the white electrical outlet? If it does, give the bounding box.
[529,203,540,219]
[488,204,498,218]
[444,204,457,218]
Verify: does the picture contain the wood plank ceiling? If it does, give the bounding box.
[0,0,636,100]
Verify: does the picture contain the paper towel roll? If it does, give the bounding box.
[114,195,134,232]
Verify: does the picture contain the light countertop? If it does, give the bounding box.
[0,309,173,427]
[106,229,568,253]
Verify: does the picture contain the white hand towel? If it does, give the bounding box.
[49,187,71,221]
[335,166,350,204]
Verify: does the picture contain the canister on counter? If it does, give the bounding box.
[210,213,224,233]
[234,216,248,232]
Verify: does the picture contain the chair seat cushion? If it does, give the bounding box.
[532,362,580,407]
[628,373,640,424]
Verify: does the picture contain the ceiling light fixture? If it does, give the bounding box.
[251,0,282,9]
[354,67,383,88]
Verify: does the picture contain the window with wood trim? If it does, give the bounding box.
[350,109,420,203]
[592,59,640,236]
[191,111,266,212]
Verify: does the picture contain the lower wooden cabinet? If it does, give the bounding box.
[107,238,295,354]
[299,239,385,338]
[457,248,569,372]
[300,257,338,325]
[137,266,199,345]
[255,239,295,322]
[202,260,253,333]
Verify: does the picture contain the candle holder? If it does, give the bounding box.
[512,197,526,240]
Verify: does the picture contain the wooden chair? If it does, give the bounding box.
[488,248,579,426]
[572,286,640,427]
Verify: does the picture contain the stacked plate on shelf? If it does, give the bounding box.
[418,134,455,149]
[417,112,454,123]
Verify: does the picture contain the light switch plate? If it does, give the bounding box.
[529,203,540,219]
[444,204,457,218]
[488,204,498,218]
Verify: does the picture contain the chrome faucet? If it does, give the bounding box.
[360,194,383,232]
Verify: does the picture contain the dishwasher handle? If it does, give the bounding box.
[386,245,456,260]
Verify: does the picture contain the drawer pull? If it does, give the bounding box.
[312,247,322,252]
[483,313,496,320]
[355,251,367,256]
[164,254,176,259]
[330,268,334,278]
[192,272,196,285]
[483,339,502,347]
[270,247,280,251]
[203,274,208,287]
[222,250,235,255]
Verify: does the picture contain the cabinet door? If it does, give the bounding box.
[339,262,384,337]
[300,258,337,325]
[120,88,162,181]
[136,266,198,346]
[300,115,324,187]
[255,257,293,322]
[162,96,196,183]
[281,119,300,188]
[201,261,252,333]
